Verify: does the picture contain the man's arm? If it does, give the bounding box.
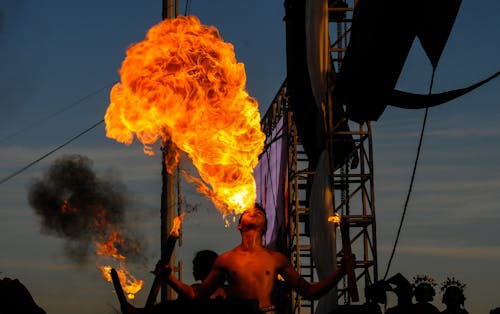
[155,258,226,300]
[193,258,227,299]
[167,272,197,299]
[280,254,349,300]
[154,260,196,299]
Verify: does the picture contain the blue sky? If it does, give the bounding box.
[0,1,499,314]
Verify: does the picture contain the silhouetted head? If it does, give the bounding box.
[192,250,218,281]
[442,286,466,307]
[387,273,413,304]
[414,282,435,303]
[237,203,267,235]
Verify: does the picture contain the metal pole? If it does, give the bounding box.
[160,146,177,301]
[160,0,178,302]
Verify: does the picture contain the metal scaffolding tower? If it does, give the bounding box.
[328,0,378,304]
[261,0,377,312]
[261,81,316,314]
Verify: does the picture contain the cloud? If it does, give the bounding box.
[379,244,500,261]
[0,258,76,272]
[426,126,500,138]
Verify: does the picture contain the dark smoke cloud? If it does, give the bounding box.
[27,154,145,264]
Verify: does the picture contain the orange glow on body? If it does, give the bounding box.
[104,16,265,219]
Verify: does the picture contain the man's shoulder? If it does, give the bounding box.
[217,246,241,260]
[268,249,287,259]
[265,249,290,268]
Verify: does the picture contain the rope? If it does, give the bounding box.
[0,119,104,186]
[383,69,436,280]
[0,82,115,144]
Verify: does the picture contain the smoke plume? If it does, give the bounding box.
[27,154,143,264]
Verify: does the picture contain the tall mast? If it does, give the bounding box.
[160,0,180,302]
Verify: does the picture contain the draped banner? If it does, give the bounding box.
[306,0,330,112]
[310,150,337,314]
[254,117,288,251]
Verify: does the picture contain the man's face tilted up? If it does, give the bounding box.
[238,205,267,235]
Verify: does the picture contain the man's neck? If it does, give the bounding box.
[240,229,264,251]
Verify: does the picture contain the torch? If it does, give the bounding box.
[145,214,184,310]
[339,219,359,302]
[110,268,128,312]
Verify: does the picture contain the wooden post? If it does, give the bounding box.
[160,141,177,302]
[160,0,179,303]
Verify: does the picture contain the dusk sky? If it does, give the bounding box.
[1,1,499,314]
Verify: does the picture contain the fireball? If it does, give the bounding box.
[105,16,265,219]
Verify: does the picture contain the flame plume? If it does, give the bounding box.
[105,16,265,219]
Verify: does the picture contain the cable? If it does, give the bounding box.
[383,69,436,280]
[184,0,191,15]
[0,119,104,186]
[0,81,116,144]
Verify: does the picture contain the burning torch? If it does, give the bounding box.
[144,213,184,309]
[109,214,184,312]
[329,213,359,302]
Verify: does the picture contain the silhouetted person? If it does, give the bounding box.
[412,281,439,314]
[441,285,469,314]
[156,203,353,313]
[385,273,413,314]
[334,280,389,314]
[363,280,391,314]
[191,250,226,299]
[0,276,46,314]
[490,307,500,314]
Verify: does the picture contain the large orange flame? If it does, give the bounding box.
[104,16,265,219]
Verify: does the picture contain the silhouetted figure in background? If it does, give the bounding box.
[440,277,469,314]
[412,275,439,314]
[363,280,391,314]
[385,273,413,314]
[490,307,500,314]
[334,280,389,314]
[0,276,46,314]
[191,250,226,299]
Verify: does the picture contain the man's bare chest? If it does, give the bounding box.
[224,252,277,279]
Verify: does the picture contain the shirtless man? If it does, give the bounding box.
[156,203,351,312]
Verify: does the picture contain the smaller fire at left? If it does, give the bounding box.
[27,155,145,299]
[99,265,143,299]
[95,229,144,299]
[59,200,144,299]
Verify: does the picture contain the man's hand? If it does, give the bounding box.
[341,253,358,301]
[340,254,356,272]
[153,259,172,281]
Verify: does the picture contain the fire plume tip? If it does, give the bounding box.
[170,213,186,237]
